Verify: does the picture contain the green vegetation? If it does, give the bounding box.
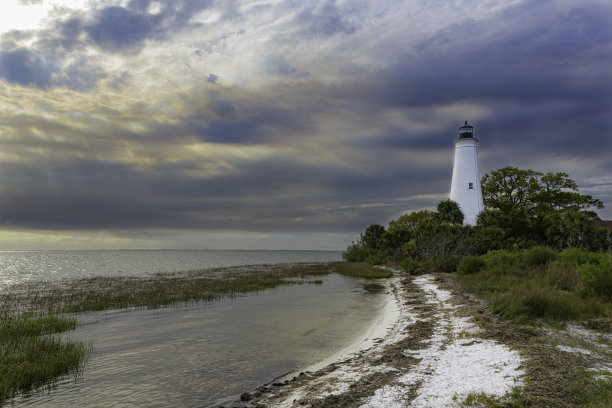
[456,247,612,325]
[344,166,611,406]
[459,387,526,408]
[344,166,609,270]
[1,262,390,404]
[0,311,92,405]
[330,262,393,279]
[569,369,612,407]
[1,263,388,315]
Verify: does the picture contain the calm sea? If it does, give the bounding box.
[0,249,342,289]
[1,250,389,407]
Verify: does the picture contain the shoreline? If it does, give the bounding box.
[229,272,612,407]
[290,276,405,376]
[214,276,406,407]
[227,273,528,407]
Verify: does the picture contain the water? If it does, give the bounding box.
[0,250,342,289]
[1,250,388,407]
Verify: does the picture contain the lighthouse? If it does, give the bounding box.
[450,121,484,225]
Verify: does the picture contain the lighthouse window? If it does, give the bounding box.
[468,182,474,190]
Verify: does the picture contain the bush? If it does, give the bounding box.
[492,286,583,322]
[521,246,557,267]
[343,244,374,262]
[481,249,519,270]
[401,258,425,275]
[364,252,385,266]
[433,257,460,273]
[545,263,581,291]
[521,287,582,320]
[557,247,603,267]
[457,256,486,275]
[580,256,612,299]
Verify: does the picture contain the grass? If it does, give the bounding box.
[455,248,612,327]
[0,261,390,404]
[459,387,526,407]
[0,312,92,405]
[569,369,612,407]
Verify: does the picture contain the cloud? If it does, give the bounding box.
[86,6,154,53]
[0,48,56,88]
[0,0,611,251]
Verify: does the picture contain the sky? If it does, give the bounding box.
[0,0,610,251]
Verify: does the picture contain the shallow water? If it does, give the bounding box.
[11,274,386,407]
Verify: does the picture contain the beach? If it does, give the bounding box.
[229,272,612,407]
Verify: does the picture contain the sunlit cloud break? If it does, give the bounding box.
[1,0,611,250]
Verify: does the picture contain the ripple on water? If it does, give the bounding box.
[12,273,387,408]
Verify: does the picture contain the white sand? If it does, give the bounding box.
[257,274,525,407]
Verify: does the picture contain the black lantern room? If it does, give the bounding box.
[458,121,474,139]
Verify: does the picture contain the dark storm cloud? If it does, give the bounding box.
[1,0,611,247]
[350,0,612,159]
[85,6,155,53]
[0,0,214,88]
[81,1,213,53]
[0,143,447,232]
[142,93,309,144]
[0,48,56,88]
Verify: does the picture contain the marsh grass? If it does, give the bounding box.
[0,263,334,315]
[0,261,388,404]
[0,312,91,405]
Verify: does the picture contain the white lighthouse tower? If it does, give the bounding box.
[450,121,484,225]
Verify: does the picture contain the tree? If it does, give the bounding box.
[410,217,474,261]
[362,224,386,250]
[545,208,605,250]
[481,167,541,214]
[384,210,436,250]
[481,166,603,217]
[436,199,464,225]
[480,166,604,247]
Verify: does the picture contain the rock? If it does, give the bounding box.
[240,392,252,401]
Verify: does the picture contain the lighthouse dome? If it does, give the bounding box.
[458,121,474,139]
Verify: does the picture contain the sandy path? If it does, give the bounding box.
[228,273,524,407]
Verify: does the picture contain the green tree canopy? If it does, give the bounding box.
[436,199,464,225]
[481,166,603,217]
[362,224,386,250]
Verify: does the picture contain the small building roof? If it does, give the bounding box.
[594,220,612,230]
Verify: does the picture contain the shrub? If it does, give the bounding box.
[521,246,557,267]
[521,287,582,320]
[401,258,424,275]
[457,256,486,275]
[545,263,581,291]
[364,252,385,266]
[433,257,460,273]
[580,256,612,300]
[481,249,519,270]
[343,244,374,262]
[557,247,603,267]
[493,286,582,322]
